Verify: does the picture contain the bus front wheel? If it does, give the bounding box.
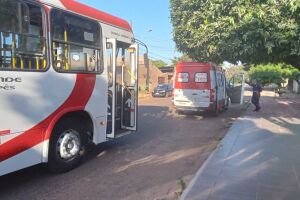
[48,119,88,173]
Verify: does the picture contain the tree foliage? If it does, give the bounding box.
[171,54,193,66]
[170,0,300,67]
[224,65,247,80]
[151,59,168,68]
[249,63,300,87]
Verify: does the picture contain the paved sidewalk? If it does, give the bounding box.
[181,93,300,200]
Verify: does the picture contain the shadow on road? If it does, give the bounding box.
[0,103,245,200]
[183,93,300,200]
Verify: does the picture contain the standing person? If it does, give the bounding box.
[247,79,262,111]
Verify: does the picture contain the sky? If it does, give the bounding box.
[78,0,180,65]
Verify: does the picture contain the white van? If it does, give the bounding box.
[173,62,229,115]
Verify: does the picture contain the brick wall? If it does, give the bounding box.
[138,55,168,92]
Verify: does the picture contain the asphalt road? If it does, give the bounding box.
[0,96,243,200]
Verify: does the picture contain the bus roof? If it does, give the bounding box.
[39,0,132,31]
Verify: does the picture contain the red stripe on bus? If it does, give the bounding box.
[0,74,96,162]
[0,130,11,136]
[60,0,132,31]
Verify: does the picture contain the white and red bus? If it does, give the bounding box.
[173,62,229,115]
[0,0,139,175]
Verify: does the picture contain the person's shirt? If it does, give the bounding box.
[251,84,262,97]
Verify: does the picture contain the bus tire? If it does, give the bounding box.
[48,119,88,173]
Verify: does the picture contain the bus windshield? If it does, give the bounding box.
[0,0,47,70]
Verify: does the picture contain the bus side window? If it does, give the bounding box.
[51,10,103,73]
[0,1,47,71]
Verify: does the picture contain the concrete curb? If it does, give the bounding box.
[180,111,247,200]
[180,143,220,200]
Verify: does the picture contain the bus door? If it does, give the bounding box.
[120,43,138,131]
[106,39,138,138]
[106,39,116,138]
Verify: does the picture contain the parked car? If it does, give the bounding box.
[152,84,173,97]
[173,62,229,115]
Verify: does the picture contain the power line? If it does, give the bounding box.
[135,35,173,44]
[148,51,173,61]
[148,53,169,60]
[147,44,180,54]
[148,54,168,60]
[148,55,168,61]
[148,54,172,63]
[148,45,177,51]
[148,48,178,53]
[149,55,171,62]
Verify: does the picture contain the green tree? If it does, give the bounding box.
[171,54,193,66]
[249,63,300,87]
[170,0,300,67]
[151,59,168,68]
[224,65,247,80]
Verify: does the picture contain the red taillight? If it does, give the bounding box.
[210,89,215,101]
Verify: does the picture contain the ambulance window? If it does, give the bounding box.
[0,1,47,71]
[195,72,208,83]
[178,72,189,83]
[51,9,103,73]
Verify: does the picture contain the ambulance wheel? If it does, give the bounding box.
[48,119,88,173]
